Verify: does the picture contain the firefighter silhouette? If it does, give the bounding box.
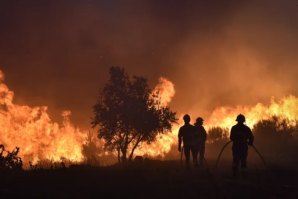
[178,114,198,166]
[194,117,207,166]
[230,114,254,175]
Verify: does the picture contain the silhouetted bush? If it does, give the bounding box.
[29,159,69,170]
[0,144,23,170]
[207,127,229,143]
[205,127,230,159]
[82,130,102,166]
[253,116,298,165]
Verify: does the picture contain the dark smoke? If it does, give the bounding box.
[0,0,297,128]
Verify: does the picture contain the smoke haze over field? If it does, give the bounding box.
[0,0,298,128]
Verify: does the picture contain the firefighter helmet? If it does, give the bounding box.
[194,117,204,126]
[196,117,204,123]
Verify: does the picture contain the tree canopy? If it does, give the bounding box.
[92,67,177,162]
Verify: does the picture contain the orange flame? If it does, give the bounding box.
[135,77,177,157]
[207,95,298,129]
[0,70,87,166]
[1,69,298,165]
[152,77,175,106]
[136,77,298,158]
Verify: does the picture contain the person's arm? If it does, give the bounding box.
[230,127,235,141]
[178,128,182,152]
[202,127,207,143]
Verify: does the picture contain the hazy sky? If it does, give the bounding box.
[0,0,298,128]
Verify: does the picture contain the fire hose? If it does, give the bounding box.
[215,141,267,169]
[178,142,267,197]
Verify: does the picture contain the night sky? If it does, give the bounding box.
[0,0,298,128]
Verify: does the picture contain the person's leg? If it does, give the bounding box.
[199,145,205,166]
[233,150,240,177]
[191,146,198,166]
[241,149,248,169]
[184,146,191,165]
[240,149,248,178]
[241,158,247,169]
[233,157,240,171]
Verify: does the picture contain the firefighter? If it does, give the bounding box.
[178,114,198,166]
[194,117,207,166]
[230,114,254,176]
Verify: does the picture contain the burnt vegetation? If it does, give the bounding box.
[0,144,22,170]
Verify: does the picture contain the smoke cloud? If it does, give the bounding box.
[0,0,297,127]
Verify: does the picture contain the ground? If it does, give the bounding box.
[1,160,298,198]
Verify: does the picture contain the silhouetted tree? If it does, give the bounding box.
[92,67,177,162]
[253,116,296,141]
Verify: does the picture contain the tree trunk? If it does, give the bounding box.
[117,147,121,163]
[121,146,127,163]
[121,151,127,162]
[121,134,129,163]
[128,135,143,161]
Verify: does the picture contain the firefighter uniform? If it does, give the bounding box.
[194,117,207,166]
[230,114,254,172]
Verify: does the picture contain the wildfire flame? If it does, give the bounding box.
[1,69,298,166]
[0,70,87,166]
[134,77,177,157]
[207,95,298,129]
[152,77,176,107]
[136,78,298,158]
